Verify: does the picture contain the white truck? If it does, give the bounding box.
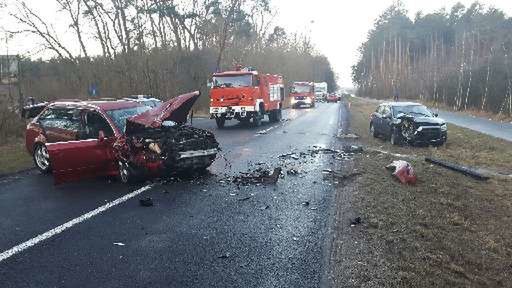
[314,82,328,101]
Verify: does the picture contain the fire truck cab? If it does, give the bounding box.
[290,82,315,108]
[209,67,285,128]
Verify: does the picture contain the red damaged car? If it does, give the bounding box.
[25,91,219,184]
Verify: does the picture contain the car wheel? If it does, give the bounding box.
[215,117,225,129]
[390,129,402,146]
[369,123,377,138]
[33,144,51,173]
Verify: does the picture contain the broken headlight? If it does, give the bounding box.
[440,123,447,131]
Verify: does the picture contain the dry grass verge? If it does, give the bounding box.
[0,139,33,175]
[331,98,512,287]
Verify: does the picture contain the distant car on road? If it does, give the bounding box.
[370,102,447,146]
[124,95,162,108]
[326,93,339,103]
[25,92,218,184]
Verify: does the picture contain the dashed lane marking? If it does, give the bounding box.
[0,184,154,263]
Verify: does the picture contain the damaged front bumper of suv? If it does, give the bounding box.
[398,117,448,146]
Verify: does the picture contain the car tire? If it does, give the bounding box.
[369,123,377,138]
[390,128,402,146]
[215,117,226,129]
[33,144,51,173]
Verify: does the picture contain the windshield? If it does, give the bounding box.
[141,100,161,108]
[106,106,151,132]
[315,87,327,92]
[292,85,312,93]
[213,75,253,88]
[392,105,432,117]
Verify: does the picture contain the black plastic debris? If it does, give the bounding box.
[350,217,362,226]
[218,252,231,259]
[238,196,252,201]
[259,205,270,210]
[139,197,154,207]
[425,157,490,181]
[301,201,310,207]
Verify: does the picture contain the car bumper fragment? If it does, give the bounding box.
[178,148,219,159]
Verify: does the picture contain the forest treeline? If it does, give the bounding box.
[352,1,512,116]
[3,0,337,110]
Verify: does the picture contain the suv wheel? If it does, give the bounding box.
[34,144,51,173]
[390,129,402,146]
[370,123,377,138]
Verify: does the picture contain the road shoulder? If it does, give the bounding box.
[329,98,512,287]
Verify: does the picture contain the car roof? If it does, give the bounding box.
[213,71,257,76]
[381,102,424,107]
[49,100,143,111]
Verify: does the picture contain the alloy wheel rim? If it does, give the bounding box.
[35,146,50,170]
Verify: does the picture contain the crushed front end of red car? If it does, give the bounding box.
[117,91,219,181]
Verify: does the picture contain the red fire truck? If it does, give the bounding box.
[290,82,315,108]
[209,67,285,128]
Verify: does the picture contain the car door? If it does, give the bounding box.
[47,110,116,185]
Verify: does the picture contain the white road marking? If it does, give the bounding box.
[0,185,153,263]
[256,125,280,136]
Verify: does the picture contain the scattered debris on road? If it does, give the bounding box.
[337,132,360,139]
[139,197,154,207]
[217,252,231,259]
[342,145,364,154]
[350,217,362,227]
[301,201,310,207]
[385,160,417,185]
[232,167,282,186]
[425,157,490,181]
[113,242,126,246]
[238,196,252,201]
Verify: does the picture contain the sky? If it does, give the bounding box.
[2,0,512,87]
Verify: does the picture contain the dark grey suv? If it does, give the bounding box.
[370,102,447,146]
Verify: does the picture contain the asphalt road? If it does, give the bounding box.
[0,102,343,288]
[436,110,512,142]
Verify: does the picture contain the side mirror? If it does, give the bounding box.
[434,113,439,117]
[98,130,106,142]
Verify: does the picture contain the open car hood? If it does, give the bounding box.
[126,91,200,135]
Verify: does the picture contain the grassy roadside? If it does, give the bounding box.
[0,139,33,175]
[330,98,512,287]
